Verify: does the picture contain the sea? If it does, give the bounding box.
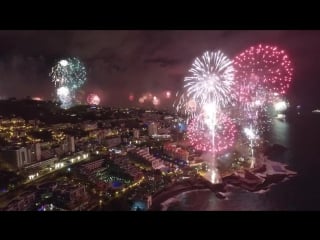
[164,111,320,211]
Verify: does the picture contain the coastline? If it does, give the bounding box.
[150,157,297,211]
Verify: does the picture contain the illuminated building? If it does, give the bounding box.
[163,143,189,162]
[54,184,88,210]
[134,148,165,170]
[133,129,140,139]
[32,143,41,162]
[67,136,75,153]
[146,195,152,209]
[148,122,158,136]
[80,159,104,174]
[102,136,121,147]
[0,147,32,170]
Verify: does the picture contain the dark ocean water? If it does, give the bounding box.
[166,113,320,211]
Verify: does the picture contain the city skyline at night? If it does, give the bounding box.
[0,30,319,212]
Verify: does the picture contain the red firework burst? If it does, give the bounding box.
[187,113,237,153]
[87,93,100,105]
[234,44,293,103]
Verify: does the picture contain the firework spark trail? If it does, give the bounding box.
[187,111,237,154]
[244,124,258,158]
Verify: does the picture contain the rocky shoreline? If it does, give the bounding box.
[150,178,226,210]
[150,158,297,211]
[223,159,296,192]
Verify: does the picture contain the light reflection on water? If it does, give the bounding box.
[270,119,290,148]
[267,119,292,164]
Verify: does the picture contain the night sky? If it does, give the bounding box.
[0,30,319,108]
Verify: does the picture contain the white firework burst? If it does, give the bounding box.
[184,50,235,108]
[57,86,72,109]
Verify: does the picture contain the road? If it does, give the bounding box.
[0,152,91,208]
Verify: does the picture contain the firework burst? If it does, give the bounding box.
[184,50,235,108]
[57,86,72,109]
[187,112,237,154]
[50,57,87,109]
[234,44,293,102]
[50,57,87,91]
[87,93,101,105]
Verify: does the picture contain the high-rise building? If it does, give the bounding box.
[61,141,68,154]
[148,122,157,136]
[0,147,31,170]
[67,136,75,153]
[34,143,41,162]
[133,129,140,139]
[15,147,30,168]
[145,195,152,210]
